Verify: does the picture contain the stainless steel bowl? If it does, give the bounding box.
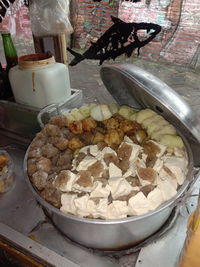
[23,63,199,250]
[23,134,194,250]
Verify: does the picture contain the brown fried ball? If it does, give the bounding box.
[68,137,84,150]
[80,132,94,145]
[42,124,60,137]
[30,133,46,148]
[54,137,69,150]
[49,115,68,128]
[42,144,59,158]
[56,149,73,169]
[36,157,52,173]
[28,148,42,158]
[0,154,9,169]
[104,129,124,147]
[82,117,97,131]
[93,132,105,144]
[120,120,141,133]
[103,118,119,129]
[31,170,49,191]
[68,121,83,134]
[27,158,37,176]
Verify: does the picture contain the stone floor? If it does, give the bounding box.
[68,56,200,115]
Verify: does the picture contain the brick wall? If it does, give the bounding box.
[1,0,199,67]
[118,0,200,67]
[71,0,118,48]
[73,0,200,67]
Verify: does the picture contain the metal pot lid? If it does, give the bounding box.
[100,63,200,167]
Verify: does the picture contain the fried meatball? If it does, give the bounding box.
[60,127,75,139]
[112,114,125,122]
[41,183,61,208]
[30,134,46,149]
[120,120,141,134]
[28,148,42,158]
[80,131,94,145]
[54,137,69,150]
[49,115,68,128]
[68,121,83,134]
[36,157,52,173]
[103,118,119,129]
[104,129,123,147]
[68,137,84,150]
[82,117,97,131]
[27,158,37,176]
[56,149,73,169]
[31,170,49,190]
[93,132,105,144]
[42,144,59,158]
[42,124,60,137]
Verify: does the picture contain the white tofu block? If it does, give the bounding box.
[109,162,122,178]
[147,187,164,210]
[164,156,187,185]
[60,193,77,215]
[128,192,150,215]
[157,178,177,201]
[74,195,91,217]
[107,201,128,219]
[92,199,108,219]
[108,177,133,200]
[90,181,111,198]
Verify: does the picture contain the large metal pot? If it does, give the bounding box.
[23,64,200,250]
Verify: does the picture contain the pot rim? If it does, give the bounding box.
[23,130,194,225]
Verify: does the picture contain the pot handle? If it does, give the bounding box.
[170,167,200,208]
[37,103,60,128]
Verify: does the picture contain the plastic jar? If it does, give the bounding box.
[9,53,71,109]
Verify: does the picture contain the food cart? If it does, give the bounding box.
[0,64,200,266]
[0,1,200,266]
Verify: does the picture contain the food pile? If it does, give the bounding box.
[27,104,188,219]
[0,151,14,193]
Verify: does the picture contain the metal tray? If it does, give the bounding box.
[0,100,40,142]
[0,89,83,138]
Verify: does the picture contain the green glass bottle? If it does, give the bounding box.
[0,61,13,99]
[1,31,18,73]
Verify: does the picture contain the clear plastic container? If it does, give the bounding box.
[0,150,15,193]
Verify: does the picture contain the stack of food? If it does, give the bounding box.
[27,104,188,219]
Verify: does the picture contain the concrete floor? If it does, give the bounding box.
[68,56,200,115]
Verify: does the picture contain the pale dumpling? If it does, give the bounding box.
[136,109,156,124]
[159,134,184,149]
[151,124,176,140]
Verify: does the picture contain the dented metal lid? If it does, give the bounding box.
[100,63,200,167]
